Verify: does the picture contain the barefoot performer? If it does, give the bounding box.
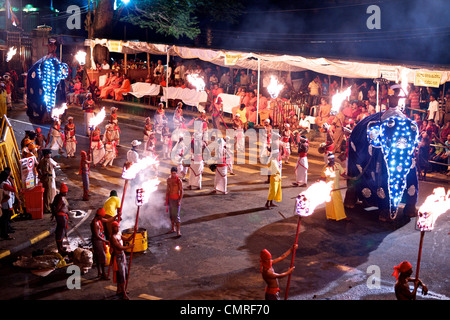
[260,245,297,300]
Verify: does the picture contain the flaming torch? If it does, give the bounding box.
[266,76,285,126]
[187,73,206,92]
[285,180,334,300]
[118,155,160,221]
[6,47,17,62]
[75,51,86,66]
[331,86,351,115]
[88,107,105,160]
[50,102,67,120]
[267,75,283,99]
[397,69,410,111]
[413,187,450,298]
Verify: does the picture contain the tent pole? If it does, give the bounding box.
[166,47,170,108]
[147,52,150,78]
[257,58,261,126]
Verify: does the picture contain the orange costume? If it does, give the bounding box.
[114,78,131,101]
[100,75,120,99]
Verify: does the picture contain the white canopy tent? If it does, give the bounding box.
[85,38,450,122]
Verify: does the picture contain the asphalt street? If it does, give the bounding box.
[0,102,449,302]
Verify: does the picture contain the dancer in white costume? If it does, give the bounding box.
[293,135,309,187]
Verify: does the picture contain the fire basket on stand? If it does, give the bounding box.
[284,180,334,300]
[413,187,450,299]
[266,76,285,128]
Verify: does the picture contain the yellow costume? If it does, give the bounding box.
[267,159,282,202]
[321,162,347,221]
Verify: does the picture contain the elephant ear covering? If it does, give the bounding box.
[345,112,419,219]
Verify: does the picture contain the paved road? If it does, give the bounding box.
[0,103,448,302]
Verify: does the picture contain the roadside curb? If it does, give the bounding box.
[0,227,56,260]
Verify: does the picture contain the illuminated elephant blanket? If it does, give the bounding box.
[344,107,419,220]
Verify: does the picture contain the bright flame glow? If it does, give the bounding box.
[331,86,351,114]
[75,51,86,65]
[51,103,67,120]
[6,47,17,62]
[267,76,283,99]
[88,107,105,128]
[141,178,161,204]
[187,73,205,91]
[416,187,450,231]
[398,69,410,109]
[295,181,333,217]
[122,155,159,180]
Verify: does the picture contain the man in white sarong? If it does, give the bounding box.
[188,133,205,190]
[91,126,105,166]
[64,117,76,158]
[293,135,309,187]
[102,124,117,167]
[225,136,235,175]
[212,138,228,194]
[172,137,188,181]
[47,119,65,154]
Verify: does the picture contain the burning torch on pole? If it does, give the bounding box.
[412,187,450,299]
[267,76,285,127]
[284,180,333,300]
[87,106,106,161]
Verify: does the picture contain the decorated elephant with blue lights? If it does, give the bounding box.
[26,40,68,122]
[344,95,419,221]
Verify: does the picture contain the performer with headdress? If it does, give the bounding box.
[392,261,428,300]
[64,116,76,158]
[260,245,296,300]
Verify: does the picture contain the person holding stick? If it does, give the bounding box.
[166,167,183,237]
[90,208,110,280]
[110,221,134,300]
[79,151,91,201]
[260,244,297,300]
[392,261,428,300]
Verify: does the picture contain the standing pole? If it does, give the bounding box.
[117,179,129,222]
[284,215,301,300]
[125,205,140,291]
[256,58,261,126]
[413,230,425,300]
[125,188,143,291]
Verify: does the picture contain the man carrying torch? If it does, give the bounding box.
[260,245,297,300]
[110,221,134,300]
[392,261,428,300]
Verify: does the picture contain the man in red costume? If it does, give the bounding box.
[392,261,428,300]
[260,245,297,300]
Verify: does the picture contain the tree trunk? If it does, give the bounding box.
[93,0,115,38]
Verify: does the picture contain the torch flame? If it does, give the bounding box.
[295,181,334,217]
[398,69,410,109]
[88,107,105,128]
[187,73,205,92]
[51,103,67,120]
[75,51,86,65]
[141,178,161,204]
[331,86,352,114]
[416,187,450,232]
[122,155,160,180]
[6,47,17,62]
[267,76,284,99]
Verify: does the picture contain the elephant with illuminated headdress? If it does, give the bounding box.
[344,87,419,221]
[26,38,68,122]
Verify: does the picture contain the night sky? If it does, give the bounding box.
[23,0,450,66]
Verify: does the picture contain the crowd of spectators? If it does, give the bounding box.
[62,57,450,177]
